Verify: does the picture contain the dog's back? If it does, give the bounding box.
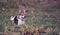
[14,16,18,25]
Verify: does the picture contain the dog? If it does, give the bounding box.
[10,15,26,26]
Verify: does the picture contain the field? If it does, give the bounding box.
[0,0,60,35]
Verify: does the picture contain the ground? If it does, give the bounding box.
[0,0,60,35]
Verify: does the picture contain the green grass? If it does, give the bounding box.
[0,1,59,35]
[0,8,57,27]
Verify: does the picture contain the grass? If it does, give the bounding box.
[0,8,57,27]
[0,2,59,35]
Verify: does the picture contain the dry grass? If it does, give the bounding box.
[0,0,60,35]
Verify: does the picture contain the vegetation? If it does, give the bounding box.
[0,0,60,35]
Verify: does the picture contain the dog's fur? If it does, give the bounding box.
[10,15,26,26]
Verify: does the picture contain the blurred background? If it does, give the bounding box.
[0,0,60,35]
